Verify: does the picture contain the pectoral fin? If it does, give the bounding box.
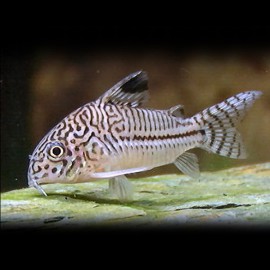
[174,152,200,179]
[109,175,134,201]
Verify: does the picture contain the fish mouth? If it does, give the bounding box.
[28,173,47,196]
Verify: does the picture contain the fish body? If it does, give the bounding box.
[28,71,262,200]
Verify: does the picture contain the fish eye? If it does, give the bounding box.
[47,142,65,160]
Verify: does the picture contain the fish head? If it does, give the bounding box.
[28,136,84,195]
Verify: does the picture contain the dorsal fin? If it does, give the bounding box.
[97,71,149,107]
[169,105,185,118]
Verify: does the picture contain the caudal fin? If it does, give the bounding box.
[193,91,262,159]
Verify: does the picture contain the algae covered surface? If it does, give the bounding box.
[1,163,270,229]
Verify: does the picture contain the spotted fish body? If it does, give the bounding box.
[28,71,262,200]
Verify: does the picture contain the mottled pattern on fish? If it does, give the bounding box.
[28,71,262,200]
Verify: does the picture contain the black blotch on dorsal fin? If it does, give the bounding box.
[97,71,149,107]
[120,71,148,94]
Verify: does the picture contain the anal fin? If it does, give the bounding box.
[109,175,134,201]
[174,152,200,179]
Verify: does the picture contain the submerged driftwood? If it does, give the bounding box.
[1,163,270,229]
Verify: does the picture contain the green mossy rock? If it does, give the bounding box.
[1,163,270,229]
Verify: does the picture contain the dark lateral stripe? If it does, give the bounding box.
[129,130,200,142]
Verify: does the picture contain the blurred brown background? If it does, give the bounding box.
[29,51,270,172]
[2,27,270,191]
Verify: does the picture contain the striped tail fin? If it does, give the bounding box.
[193,91,262,159]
